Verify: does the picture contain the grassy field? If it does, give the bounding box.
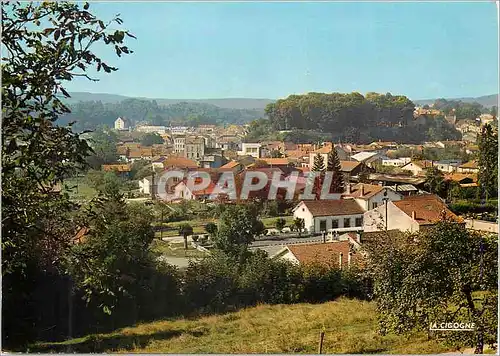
[31,298,456,354]
[154,215,295,238]
[150,240,207,258]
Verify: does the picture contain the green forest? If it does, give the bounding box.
[59,98,265,132]
[262,92,465,143]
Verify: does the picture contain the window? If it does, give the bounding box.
[319,220,327,232]
[372,202,378,210]
[302,208,305,212]
[173,177,179,183]
[355,217,363,227]
[332,219,339,229]
[344,218,351,228]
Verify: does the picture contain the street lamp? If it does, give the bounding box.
[382,193,389,231]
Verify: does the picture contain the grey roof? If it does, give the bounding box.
[389,184,418,192]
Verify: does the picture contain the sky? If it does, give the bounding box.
[65,1,499,100]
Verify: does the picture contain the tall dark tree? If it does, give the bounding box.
[326,147,344,193]
[424,167,445,197]
[312,153,325,172]
[477,124,498,200]
[1,1,134,347]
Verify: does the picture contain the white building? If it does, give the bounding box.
[169,126,190,135]
[173,136,186,154]
[114,117,130,131]
[363,194,460,233]
[350,151,381,168]
[184,136,205,160]
[238,142,262,158]
[136,125,167,134]
[343,183,403,211]
[382,157,411,167]
[401,160,434,175]
[292,199,365,234]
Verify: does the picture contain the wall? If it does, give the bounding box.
[313,213,364,234]
[293,203,314,233]
[363,202,418,233]
[465,219,499,234]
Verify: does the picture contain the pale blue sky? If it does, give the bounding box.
[66,1,499,100]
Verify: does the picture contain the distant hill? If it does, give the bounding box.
[414,94,498,108]
[66,92,274,110]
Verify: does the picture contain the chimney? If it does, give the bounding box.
[346,183,351,194]
[411,211,416,220]
[339,252,343,269]
[322,232,326,244]
[360,184,365,196]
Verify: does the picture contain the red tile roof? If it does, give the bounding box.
[220,160,240,169]
[262,158,290,166]
[298,199,364,217]
[163,156,198,169]
[459,160,478,169]
[287,241,362,268]
[393,194,460,225]
[343,183,384,200]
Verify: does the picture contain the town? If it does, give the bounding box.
[2,1,498,355]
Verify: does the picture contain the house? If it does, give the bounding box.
[343,183,403,211]
[261,157,292,168]
[363,194,461,233]
[151,156,167,170]
[172,179,218,201]
[169,126,190,135]
[273,238,363,269]
[135,125,167,134]
[238,142,262,158]
[350,151,381,168]
[163,156,199,170]
[382,157,411,167]
[220,160,244,172]
[102,164,132,178]
[184,136,205,160]
[340,161,372,182]
[199,154,227,169]
[434,160,461,173]
[114,117,130,131]
[444,173,478,187]
[173,136,186,154]
[292,200,365,234]
[457,161,479,174]
[401,160,434,176]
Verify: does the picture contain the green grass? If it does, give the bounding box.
[63,178,97,200]
[154,216,295,238]
[262,215,294,228]
[150,240,207,258]
[30,298,456,354]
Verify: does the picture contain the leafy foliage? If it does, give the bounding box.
[1,1,134,347]
[140,132,164,146]
[477,124,498,199]
[424,167,445,197]
[326,148,344,193]
[367,221,498,353]
[213,205,265,257]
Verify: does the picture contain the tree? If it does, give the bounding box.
[293,218,305,237]
[326,147,344,193]
[367,221,498,353]
[1,1,134,346]
[214,205,264,257]
[425,167,445,197]
[66,191,155,315]
[477,124,498,200]
[312,153,325,172]
[140,132,164,146]
[490,106,497,118]
[271,149,284,158]
[275,218,286,231]
[86,127,119,169]
[205,222,218,236]
[178,223,194,250]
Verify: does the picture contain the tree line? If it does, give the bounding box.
[59,99,265,132]
[262,92,463,144]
